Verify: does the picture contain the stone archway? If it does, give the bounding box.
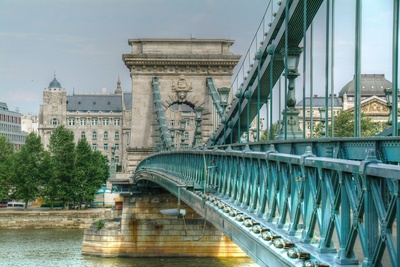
[123,38,241,172]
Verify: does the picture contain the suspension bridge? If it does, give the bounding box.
[130,1,400,266]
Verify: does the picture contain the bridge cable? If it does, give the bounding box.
[181,208,208,241]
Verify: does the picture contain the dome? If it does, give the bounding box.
[49,77,62,89]
[338,74,392,98]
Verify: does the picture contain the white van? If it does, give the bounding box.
[7,202,25,208]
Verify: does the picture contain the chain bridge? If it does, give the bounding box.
[130,0,400,266]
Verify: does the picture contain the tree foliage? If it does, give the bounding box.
[2,125,110,209]
[11,133,50,209]
[74,138,109,208]
[45,126,76,208]
[0,136,14,200]
[261,121,280,141]
[313,110,388,137]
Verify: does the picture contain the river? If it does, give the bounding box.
[0,229,258,267]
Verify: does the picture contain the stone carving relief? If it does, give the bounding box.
[172,75,192,102]
[361,100,389,114]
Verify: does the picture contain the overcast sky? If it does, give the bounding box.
[0,0,395,115]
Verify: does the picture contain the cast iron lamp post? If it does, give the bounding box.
[179,119,186,149]
[251,127,257,142]
[318,107,326,136]
[170,128,175,149]
[217,87,230,144]
[384,88,393,125]
[276,47,303,140]
[217,87,230,112]
[193,106,204,147]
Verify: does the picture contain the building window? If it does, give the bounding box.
[81,131,86,139]
[186,120,190,127]
[115,143,120,150]
[92,143,97,150]
[114,156,119,164]
[91,119,98,126]
[92,131,97,140]
[104,143,108,150]
[80,118,86,126]
[184,131,189,139]
[68,118,75,126]
[104,131,108,140]
[103,119,109,126]
[115,131,120,140]
[51,118,59,126]
[114,119,120,126]
[170,119,175,127]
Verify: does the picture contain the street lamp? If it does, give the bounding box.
[193,106,203,147]
[179,119,186,149]
[170,128,175,149]
[217,87,230,111]
[251,127,257,141]
[318,107,326,136]
[384,88,393,125]
[276,47,303,140]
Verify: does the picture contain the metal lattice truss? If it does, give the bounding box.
[135,138,400,267]
[152,77,172,150]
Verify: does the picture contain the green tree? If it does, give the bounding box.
[74,139,108,208]
[84,150,109,206]
[261,121,281,140]
[11,133,50,209]
[0,136,14,200]
[314,110,387,137]
[46,126,76,209]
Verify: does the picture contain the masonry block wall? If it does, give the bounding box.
[82,193,247,257]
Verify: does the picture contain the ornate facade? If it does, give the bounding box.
[38,76,132,172]
[38,39,241,173]
[123,38,241,171]
[296,74,393,137]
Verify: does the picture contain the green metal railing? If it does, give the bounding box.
[135,138,400,266]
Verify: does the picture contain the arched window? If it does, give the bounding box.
[81,131,86,139]
[184,131,189,139]
[115,131,120,140]
[51,118,59,126]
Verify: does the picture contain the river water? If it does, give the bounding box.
[0,229,258,267]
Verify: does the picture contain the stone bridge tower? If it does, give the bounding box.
[123,38,240,171]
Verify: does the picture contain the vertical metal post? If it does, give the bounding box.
[257,50,261,142]
[310,24,314,138]
[324,0,330,138]
[397,181,400,267]
[331,0,335,137]
[246,95,250,143]
[302,0,307,139]
[354,0,362,137]
[269,55,274,140]
[393,0,399,137]
[279,76,282,136]
[284,0,289,140]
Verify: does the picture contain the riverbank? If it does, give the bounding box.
[0,208,118,229]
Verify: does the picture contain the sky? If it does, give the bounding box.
[0,0,395,115]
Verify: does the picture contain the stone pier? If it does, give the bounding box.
[82,192,247,258]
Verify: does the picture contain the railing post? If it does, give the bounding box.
[360,150,381,267]
[335,172,358,265]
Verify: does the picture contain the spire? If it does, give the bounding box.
[115,76,122,94]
